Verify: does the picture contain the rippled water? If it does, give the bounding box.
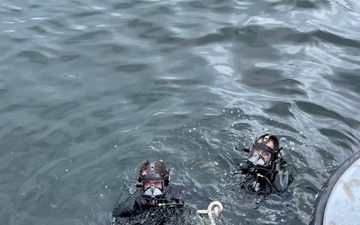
[1,0,360,224]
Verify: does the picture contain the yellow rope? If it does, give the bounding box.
[196,201,224,225]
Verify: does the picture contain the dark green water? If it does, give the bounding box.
[1,0,360,224]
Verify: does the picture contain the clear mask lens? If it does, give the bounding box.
[143,184,163,197]
[248,155,266,166]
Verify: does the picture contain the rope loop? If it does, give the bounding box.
[196,201,223,225]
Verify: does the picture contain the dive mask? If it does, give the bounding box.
[248,154,267,166]
[248,140,277,168]
[140,176,166,206]
[138,162,167,202]
[142,180,164,198]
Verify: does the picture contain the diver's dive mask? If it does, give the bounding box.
[248,145,275,168]
[142,179,164,198]
[245,135,282,173]
[137,162,167,205]
[248,154,267,166]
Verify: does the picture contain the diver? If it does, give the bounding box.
[112,160,185,225]
[239,134,292,196]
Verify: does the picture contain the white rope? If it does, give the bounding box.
[196,201,224,225]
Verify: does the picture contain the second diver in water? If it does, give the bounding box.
[239,134,292,196]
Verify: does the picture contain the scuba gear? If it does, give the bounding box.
[240,134,287,195]
[248,154,266,166]
[112,160,184,225]
[143,183,164,197]
[112,183,185,224]
[236,134,292,197]
[142,181,165,206]
[137,162,170,205]
[245,134,283,173]
[157,202,184,207]
[248,134,282,166]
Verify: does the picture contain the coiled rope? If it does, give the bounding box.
[196,201,223,225]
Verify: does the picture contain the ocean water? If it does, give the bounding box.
[1,0,360,224]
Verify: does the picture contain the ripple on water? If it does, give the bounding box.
[59,54,81,62]
[63,30,112,44]
[0,89,8,96]
[264,102,295,118]
[39,101,80,120]
[113,64,148,73]
[238,68,307,97]
[17,50,50,65]
[296,101,347,123]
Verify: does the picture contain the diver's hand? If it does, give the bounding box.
[273,168,290,193]
[240,161,250,173]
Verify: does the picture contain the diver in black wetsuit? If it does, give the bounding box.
[112,160,185,225]
[239,134,292,196]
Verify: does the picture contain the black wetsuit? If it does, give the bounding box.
[240,160,292,196]
[112,183,185,225]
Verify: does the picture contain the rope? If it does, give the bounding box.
[196,201,224,225]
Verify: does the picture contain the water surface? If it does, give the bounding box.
[1,0,360,224]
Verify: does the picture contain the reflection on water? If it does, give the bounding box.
[1,0,360,224]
